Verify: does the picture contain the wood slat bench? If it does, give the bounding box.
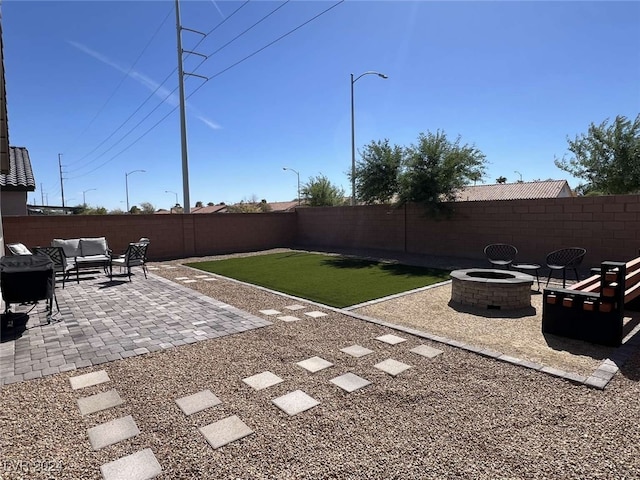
[541,259,639,346]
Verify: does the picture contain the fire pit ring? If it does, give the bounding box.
[450,268,534,310]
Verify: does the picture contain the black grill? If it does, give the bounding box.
[1,254,55,316]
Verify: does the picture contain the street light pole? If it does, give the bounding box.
[283,167,300,206]
[125,170,146,213]
[350,71,388,206]
[165,190,179,211]
[82,188,97,206]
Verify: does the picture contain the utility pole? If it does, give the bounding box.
[40,183,44,205]
[175,0,207,214]
[58,153,65,208]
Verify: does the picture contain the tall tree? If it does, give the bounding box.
[139,202,155,214]
[397,131,486,212]
[353,139,403,204]
[555,114,640,195]
[301,175,345,207]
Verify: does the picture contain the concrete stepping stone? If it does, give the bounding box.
[183,280,197,284]
[304,311,327,318]
[340,345,374,358]
[272,390,320,416]
[277,315,300,322]
[285,304,306,311]
[243,371,283,390]
[199,415,253,449]
[411,345,443,359]
[330,373,371,393]
[88,415,140,450]
[374,359,412,377]
[194,275,210,278]
[70,370,110,390]
[376,334,407,345]
[175,390,221,416]
[259,309,281,316]
[203,278,218,282]
[147,266,159,270]
[175,277,189,280]
[77,389,124,416]
[297,356,333,373]
[100,448,162,480]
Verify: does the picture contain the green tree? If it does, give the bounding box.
[207,202,215,206]
[496,176,507,184]
[555,114,640,195]
[353,139,403,204]
[140,202,155,214]
[397,131,486,212]
[109,208,125,215]
[195,201,204,208]
[301,175,345,207]
[129,205,140,214]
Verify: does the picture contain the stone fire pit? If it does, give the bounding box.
[450,269,534,310]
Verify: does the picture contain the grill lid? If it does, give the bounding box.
[0,254,53,273]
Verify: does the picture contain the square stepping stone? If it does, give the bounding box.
[243,371,283,391]
[277,315,300,322]
[77,389,124,416]
[411,344,443,359]
[69,370,110,390]
[100,448,162,480]
[374,359,412,377]
[340,345,374,358]
[199,415,253,449]
[272,390,320,416]
[88,415,140,450]
[330,373,371,393]
[259,309,281,316]
[376,334,407,345]
[285,304,306,311]
[175,390,221,416]
[297,356,334,373]
[175,276,189,280]
[305,311,328,318]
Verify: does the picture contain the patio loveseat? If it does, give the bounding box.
[52,237,112,280]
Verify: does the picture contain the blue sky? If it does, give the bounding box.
[3,1,639,211]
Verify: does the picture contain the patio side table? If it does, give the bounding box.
[512,263,541,291]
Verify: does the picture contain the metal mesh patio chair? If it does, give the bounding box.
[33,246,78,288]
[484,244,518,269]
[111,242,149,281]
[545,247,586,288]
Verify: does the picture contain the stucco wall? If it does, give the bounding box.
[0,191,27,216]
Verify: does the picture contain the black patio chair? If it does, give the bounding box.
[545,247,586,288]
[33,246,78,288]
[484,243,518,269]
[111,242,149,281]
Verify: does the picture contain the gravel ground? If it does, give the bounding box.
[2,249,640,479]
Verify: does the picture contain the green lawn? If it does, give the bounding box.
[185,252,450,308]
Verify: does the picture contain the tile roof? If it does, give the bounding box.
[454,180,572,202]
[268,201,299,212]
[0,146,35,191]
[191,204,228,214]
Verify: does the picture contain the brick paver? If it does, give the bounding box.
[0,273,271,386]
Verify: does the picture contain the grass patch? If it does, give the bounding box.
[186,252,450,308]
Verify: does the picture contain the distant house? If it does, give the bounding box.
[454,180,573,202]
[191,204,228,214]
[267,201,299,212]
[0,146,35,215]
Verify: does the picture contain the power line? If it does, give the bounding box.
[65,5,174,166]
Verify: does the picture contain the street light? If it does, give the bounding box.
[125,170,146,212]
[165,190,178,206]
[351,70,388,206]
[282,167,300,206]
[82,188,96,206]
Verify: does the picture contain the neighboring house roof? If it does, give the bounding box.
[191,204,228,214]
[0,146,35,191]
[268,201,299,212]
[454,180,573,201]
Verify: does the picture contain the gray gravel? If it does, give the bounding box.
[2,250,640,479]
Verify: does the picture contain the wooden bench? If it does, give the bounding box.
[541,259,640,346]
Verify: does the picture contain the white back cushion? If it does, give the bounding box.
[52,238,81,257]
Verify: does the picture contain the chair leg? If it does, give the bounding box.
[142,264,148,279]
[562,269,567,288]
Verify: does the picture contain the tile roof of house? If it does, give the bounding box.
[191,204,228,214]
[268,201,299,212]
[0,146,35,191]
[454,180,572,201]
